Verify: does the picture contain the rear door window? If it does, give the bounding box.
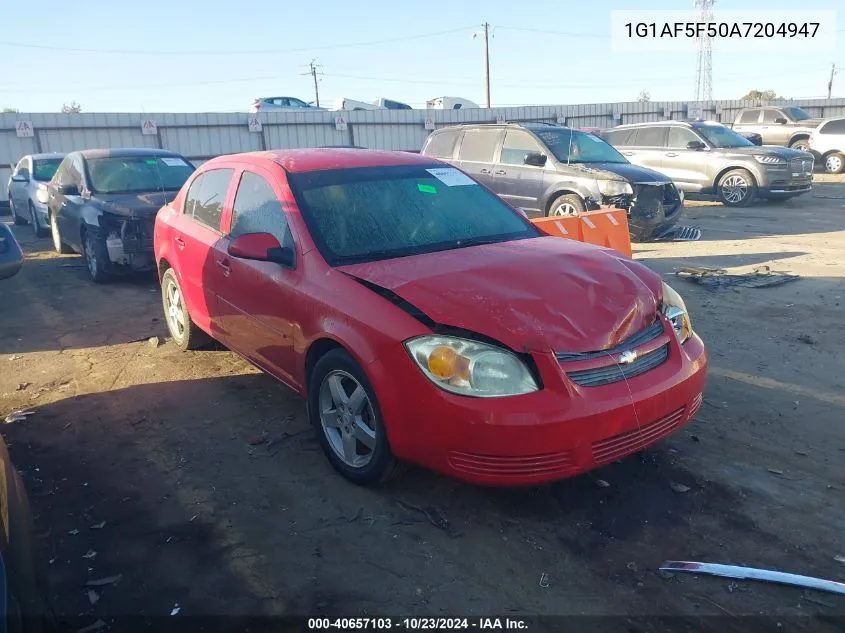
[457,128,501,162]
[738,110,761,124]
[630,126,667,148]
[602,128,636,146]
[230,171,293,250]
[820,119,845,134]
[761,109,783,124]
[423,130,459,159]
[184,168,234,231]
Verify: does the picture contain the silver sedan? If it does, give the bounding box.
[6,153,65,237]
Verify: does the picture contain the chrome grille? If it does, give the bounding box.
[555,320,663,363]
[790,157,813,174]
[566,344,669,387]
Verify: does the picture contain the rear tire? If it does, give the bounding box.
[717,169,757,207]
[161,268,210,351]
[547,193,585,217]
[309,348,400,486]
[789,138,810,153]
[50,213,73,253]
[823,152,845,174]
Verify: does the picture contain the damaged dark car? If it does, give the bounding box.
[46,148,195,282]
[420,122,685,242]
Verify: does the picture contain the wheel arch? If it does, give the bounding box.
[713,165,759,190]
[542,188,588,214]
[788,132,810,146]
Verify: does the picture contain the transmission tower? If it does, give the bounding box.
[694,0,715,101]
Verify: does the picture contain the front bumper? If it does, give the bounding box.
[757,161,813,198]
[600,183,684,243]
[372,320,708,486]
[98,216,156,273]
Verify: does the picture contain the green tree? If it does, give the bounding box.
[740,89,782,101]
[1,107,18,113]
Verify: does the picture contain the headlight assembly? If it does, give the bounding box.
[404,335,538,397]
[661,281,693,344]
[597,179,634,196]
[753,154,786,165]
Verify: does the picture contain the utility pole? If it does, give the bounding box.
[828,63,836,99]
[483,22,491,108]
[303,59,321,107]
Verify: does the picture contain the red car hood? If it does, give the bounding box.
[337,236,662,353]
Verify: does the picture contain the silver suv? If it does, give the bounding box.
[602,121,813,207]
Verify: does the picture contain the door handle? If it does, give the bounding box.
[494,170,507,175]
[216,259,231,277]
[665,152,678,157]
[174,236,185,250]
[479,168,491,174]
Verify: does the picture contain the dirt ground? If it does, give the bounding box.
[1,178,844,632]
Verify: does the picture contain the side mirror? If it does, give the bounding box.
[11,171,29,182]
[0,224,24,281]
[228,232,294,267]
[774,117,788,124]
[56,183,80,196]
[524,152,548,167]
[686,140,706,151]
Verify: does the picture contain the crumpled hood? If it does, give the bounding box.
[338,236,662,353]
[571,161,673,184]
[92,191,177,219]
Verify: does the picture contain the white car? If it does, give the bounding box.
[6,153,66,237]
[250,97,325,113]
[808,116,845,174]
[425,96,480,110]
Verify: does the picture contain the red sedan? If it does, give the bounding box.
[154,149,707,486]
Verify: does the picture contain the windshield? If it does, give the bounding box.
[288,164,540,266]
[532,128,629,164]
[783,106,811,121]
[86,155,195,194]
[32,158,63,182]
[695,125,754,148]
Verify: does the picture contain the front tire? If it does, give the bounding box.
[29,203,48,238]
[82,228,111,283]
[789,138,810,153]
[717,169,757,207]
[161,268,210,351]
[50,213,73,253]
[11,199,26,225]
[547,193,586,217]
[309,348,400,486]
[824,152,845,174]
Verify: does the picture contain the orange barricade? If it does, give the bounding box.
[531,208,632,259]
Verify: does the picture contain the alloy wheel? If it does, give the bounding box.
[722,175,748,204]
[164,279,187,342]
[551,202,580,217]
[318,370,377,468]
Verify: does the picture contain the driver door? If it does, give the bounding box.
[661,127,711,191]
[760,109,790,145]
[489,130,547,217]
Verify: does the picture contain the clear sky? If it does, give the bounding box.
[1,0,842,112]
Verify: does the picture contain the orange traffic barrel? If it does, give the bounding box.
[531,208,632,259]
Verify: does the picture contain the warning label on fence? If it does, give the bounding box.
[15,121,34,138]
[141,120,157,135]
[248,117,262,132]
[335,116,347,131]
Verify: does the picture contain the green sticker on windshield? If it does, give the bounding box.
[417,183,437,194]
[145,159,157,165]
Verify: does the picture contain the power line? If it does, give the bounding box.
[495,26,609,38]
[0,25,475,56]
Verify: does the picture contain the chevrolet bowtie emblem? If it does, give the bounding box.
[619,350,638,365]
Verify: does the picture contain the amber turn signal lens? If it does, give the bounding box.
[428,345,458,379]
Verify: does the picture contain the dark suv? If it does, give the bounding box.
[421,123,684,242]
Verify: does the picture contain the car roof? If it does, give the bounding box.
[77,148,186,159]
[432,122,574,133]
[204,148,440,174]
[25,152,66,160]
[610,121,697,130]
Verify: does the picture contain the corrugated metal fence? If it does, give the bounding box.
[4,98,845,203]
